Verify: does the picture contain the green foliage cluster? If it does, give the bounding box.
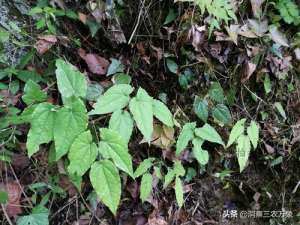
[275,0,300,25]
[5,57,260,215]
[177,0,237,35]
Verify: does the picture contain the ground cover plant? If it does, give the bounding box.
[0,0,300,224]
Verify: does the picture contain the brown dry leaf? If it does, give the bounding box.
[141,124,175,149]
[151,45,163,61]
[225,24,239,45]
[126,181,139,199]
[59,175,78,196]
[241,61,257,83]
[238,24,258,38]
[188,24,206,52]
[264,142,275,154]
[148,211,168,225]
[269,26,289,47]
[50,0,65,9]
[0,182,22,217]
[12,154,30,171]
[78,48,109,75]
[78,12,87,24]
[248,19,268,37]
[294,48,300,61]
[291,119,300,145]
[250,0,265,18]
[34,35,57,55]
[0,90,20,106]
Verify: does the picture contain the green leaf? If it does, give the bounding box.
[98,128,133,177]
[54,97,88,160]
[176,122,196,155]
[68,131,98,176]
[175,176,184,208]
[17,206,49,225]
[129,88,153,142]
[193,97,208,122]
[209,82,224,103]
[90,160,121,215]
[0,191,8,204]
[0,28,10,43]
[140,173,153,202]
[107,59,124,76]
[26,103,56,157]
[264,74,271,94]
[153,99,174,127]
[247,120,259,149]
[112,73,132,84]
[192,137,209,165]
[86,83,104,101]
[134,158,155,178]
[236,134,251,172]
[194,123,224,146]
[212,104,232,125]
[109,110,133,143]
[89,84,134,115]
[173,160,185,177]
[227,118,246,148]
[163,169,175,188]
[166,58,178,74]
[55,59,87,99]
[274,102,287,120]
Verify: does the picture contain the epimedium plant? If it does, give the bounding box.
[19,59,175,215]
[16,58,260,215]
[227,119,260,172]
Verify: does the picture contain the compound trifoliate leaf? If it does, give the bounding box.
[90,160,121,215]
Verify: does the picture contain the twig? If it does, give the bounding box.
[1,204,14,225]
[128,0,146,44]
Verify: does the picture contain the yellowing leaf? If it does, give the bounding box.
[236,134,251,172]
[176,122,196,155]
[90,160,121,215]
[227,118,246,148]
[194,123,224,146]
[68,131,98,176]
[98,128,133,177]
[140,173,153,202]
[153,100,174,127]
[89,84,134,115]
[247,120,259,149]
[129,88,153,142]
